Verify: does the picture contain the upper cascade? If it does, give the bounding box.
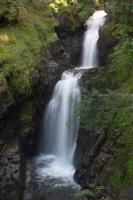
[85,10,107,29]
[81,10,107,69]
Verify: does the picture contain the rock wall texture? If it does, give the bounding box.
[0,38,72,200]
[74,129,121,185]
[0,8,119,200]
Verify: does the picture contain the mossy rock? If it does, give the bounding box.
[0,75,14,117]
[0,1,58,98]
[19,102,34,137]
[98,19,117,64]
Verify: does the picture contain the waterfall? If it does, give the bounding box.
[82,10,107,69]
[39,10,107,180]
[44,71,81,167]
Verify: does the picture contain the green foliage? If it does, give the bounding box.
[127,158,133,184]
[0,0,26,25]
[80,90,133,134]
[76,0,95,22]
[0,0,95,96]
[79,0,133,195]
[110,174,123,192]
[80,89,133,191]
[110,159,133,191]
[75,189,95,198]
[0,1,58,95]
[91,23,133,93]
[75,185,105,199]
[81,24,133,188]
[98,1,133,92]
[95,0,105,9]
[110,24,133,92]
[108,0,133,25]
[110,133,133,190]
[50,0,95,32]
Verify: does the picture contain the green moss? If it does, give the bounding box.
[19,103,33,136]
[91,23,133,93]
[80,90,133,134]
[22,127,31,135]
[20,103,32,122]
[110,135,133,191]
[20,112,32,122]
[50,0,94,33]
[0,1,58,96]
[0,0,95,97]
[80,89,133,192]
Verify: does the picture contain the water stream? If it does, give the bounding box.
[24,10,107,200]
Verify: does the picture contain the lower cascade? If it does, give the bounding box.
[24,10,107,200]
[44,72,81,167]
[37,71,81,179]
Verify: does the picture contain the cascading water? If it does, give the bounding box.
[44,71,81,166]
[35,72,81,180]
[40,10,107,179]
[81,10,107,69]
[24,10,107,200]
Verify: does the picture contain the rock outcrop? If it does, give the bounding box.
[98,19,117,66]
[74,129,121,199]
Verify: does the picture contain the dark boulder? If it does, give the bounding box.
[98,19,117,66]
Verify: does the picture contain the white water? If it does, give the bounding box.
[82,10,107,69]
[40,71,81,180]
[37,10,107,182]
[44,72,81,164]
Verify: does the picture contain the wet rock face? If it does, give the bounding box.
[0,77,14,120]
[43,40,71,84]
[74,129,121,199]
[0,106,22,200]
[56,16,85,67]
[61,30,84,66]
[98,19,117,66]
[0,38,71,200]
[119,187,133,200]
[74,129,107,187]
[0,141,20,200]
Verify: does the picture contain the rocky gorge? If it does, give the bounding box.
[0,2,84,197]
[0,19,111,200]
[0,1,133,200]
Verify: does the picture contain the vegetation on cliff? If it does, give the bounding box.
[80,0,133,195]
[0,0,59,97]
[1,0,132,199]
[0,0,95,115]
